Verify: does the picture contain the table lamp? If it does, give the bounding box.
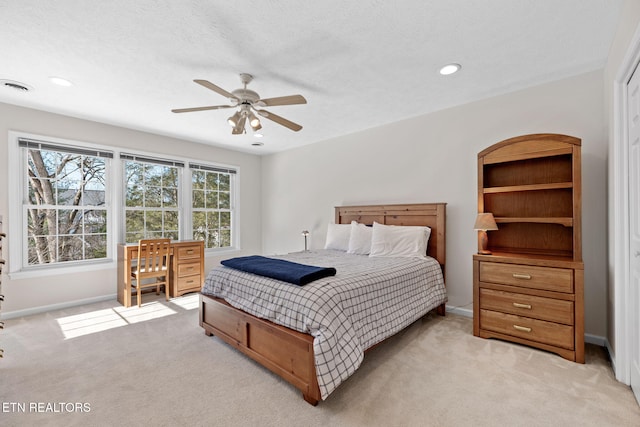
[474,213,498,255]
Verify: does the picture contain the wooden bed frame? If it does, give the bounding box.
[199,203,446,405]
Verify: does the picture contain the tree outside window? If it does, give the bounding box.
[15,138,238,273]
[192,169,232,249]
[25,147,108,265]
[124,160,180,243]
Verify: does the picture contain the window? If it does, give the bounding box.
[19,138,112,267]
[10,133,239,275]
[190,163,236,249]
[122,154,183,243]
[121,156,237,250]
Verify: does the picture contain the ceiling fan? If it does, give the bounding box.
[171,73,307,134]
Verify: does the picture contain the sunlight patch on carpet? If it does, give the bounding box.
[113,302,177,324]
[168,293,199,310]
[57,302,178,339]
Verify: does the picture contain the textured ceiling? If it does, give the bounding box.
[0,1,624,154]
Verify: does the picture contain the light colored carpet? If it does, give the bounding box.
[1,294,639,427]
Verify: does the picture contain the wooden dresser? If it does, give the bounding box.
[170,241,204,297]
[473,134,584,363]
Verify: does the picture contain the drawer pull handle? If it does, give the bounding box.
[512,273,531,280]
[187,280,194,284]
[512,302,532,310]
[513,325,532,333]
[186,250,194,255]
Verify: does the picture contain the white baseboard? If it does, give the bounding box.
[584,333,608,347]
[1,294,116,320]
[445,304,473,318]
[606,339,617,377]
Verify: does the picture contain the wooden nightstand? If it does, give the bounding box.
[473,253,584,362]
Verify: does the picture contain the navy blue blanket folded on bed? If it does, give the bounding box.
[220,255,337,286]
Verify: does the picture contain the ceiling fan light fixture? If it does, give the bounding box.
[232,115,247,134]
[248,111,262,131]
[227,111,241,127]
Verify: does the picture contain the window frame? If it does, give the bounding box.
[119,153,239,252]
[8,132,116,278]
[189,162,237,251]
[121,153,184,244]
[8,132,240,279]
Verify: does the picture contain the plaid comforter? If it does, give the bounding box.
[202,249,447,400]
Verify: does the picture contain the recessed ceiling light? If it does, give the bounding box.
[49,76,73,87]
[439,63,461,76]
[254,133,263,138]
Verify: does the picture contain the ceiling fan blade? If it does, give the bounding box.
[171,105,234,113]
[255,94,307,107]
[194,79,239,101]
[256,109,303,132]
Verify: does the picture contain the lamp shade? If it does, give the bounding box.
[474,213,498,231]
[248,111,262,130]
[227,111,241,127]
[232,115,247,135]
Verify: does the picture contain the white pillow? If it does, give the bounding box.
[324,223,352,251]
[347,221,373,255]
[369,222,431,258]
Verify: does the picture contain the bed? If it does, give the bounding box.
[199,203,447,405]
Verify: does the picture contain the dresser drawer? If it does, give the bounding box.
[176,245,202,260]
[480,309,574,350]
[177,275,201,292]
[479,262,573,293]
[479,288,574,325]
[177,262,200,277]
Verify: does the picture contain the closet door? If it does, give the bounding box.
[627,63,640,404]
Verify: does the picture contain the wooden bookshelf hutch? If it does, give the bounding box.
[473,133,584,363]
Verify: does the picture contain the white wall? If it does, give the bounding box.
[0,70,611,339]
[262,70,608,337]
[0,102,262,316]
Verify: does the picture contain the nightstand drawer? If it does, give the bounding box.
[177,245,201,260]
[479,262,573,293]
[480,309,574,350]
[479,288,574,325]
[177,262,200,277]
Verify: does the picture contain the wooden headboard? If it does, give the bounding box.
[335,203,446,268]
